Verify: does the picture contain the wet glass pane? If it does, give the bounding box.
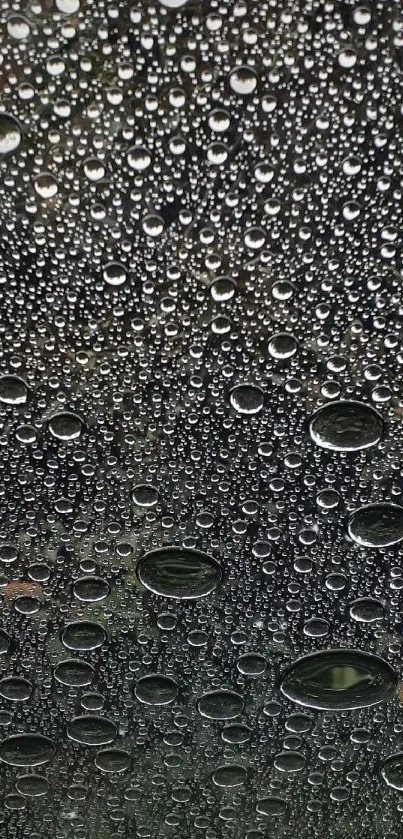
[0,1,403,837]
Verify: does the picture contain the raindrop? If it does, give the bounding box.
[229,384,264,415]
[0,375,28,405]
[256,797,287,816]
[67,716,117,746]
[95,749,131,773]
[309,401,383,451]
[229,66,257,95]
[72,577,110,603]
[197,690,244,720]
[61,622,107,651]
[0,677,32,702]
[0,735,55,767]
[349,598,384,623]
[134,674,178,705]
[268,333,298,360]
[280,649,397,710]
[54,659,94,687]
[137,546,222,599]
[132,484,159,507]
[381,754,403,790]
[0,114,21,155]
[348,504,403,548]
[16,774,49,797]
[212,764,247,787]
[49,412,83,441]
[237,653,267,676]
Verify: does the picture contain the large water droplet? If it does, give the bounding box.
[49,412,83,441]
[381,753,403,790]
[0,114,21,154]
[137,546,222,599]
[229,66,257,95]
[309,401,383,451]
[67,716,117,746]
[131,484,159,508]
[229,384,264,415]
[134,674,178,705]
[95,749,131,773]
[72,577,110,603]
[0,677,32,702]
[256,797,287,817]
[54,659,94,687]
[0,375,28,405]
[197,690,244,720]
[212,764,247,787]
[348,503,403,547]
[61,622,107,651]
[279,649,397,710]
[0,734,55,767]
[16,774,49,797]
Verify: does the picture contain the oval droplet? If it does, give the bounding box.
[54,659,94,687]
[349,598,384,623]
[0,734,55,767]
[197,690,244,720]
[229,384,264,415]
[72,577,110,603]
[0,629,11,655]
[309,400,383,451]
[0,375,28,406]
[0,677,32,702]
[256,797,287,817]
[67,716,117,746]
[212,764,247,787]
[348,503,403,548]
[381,753,403,790]
[274,750,306,772]
[0,114,21,154]
[61,621,107,651]
[131,484,159,508]
[279,649,397,710]
[137,546,222,599]
[49,412,84,441]
[16,774,49,797]
[95,749,131,773]
[134,674,178,705]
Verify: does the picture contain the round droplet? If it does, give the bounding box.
[134,674,178,705]
[132,485,159,508]
[103,261,127,287]
[73,577,110,603]
[137,546,222,599]
[268,333,298,360]
[210,277,236,302]
[256,797,287,817]
[381,754,403,790]
[229,384,264,415]
[0,677,32,702]
[62,621,107,651]
[309,401,383,451]
[0,375,28,406]
[197,690,244,720]
[348,504,403,548]
[0,735,55,767]
[280,649,397,710]
[0,114,21,155]
[127,146,151,171]
[229,66,257,95]
[54,659,94,687]
[49,412,83,441]
[212,764,247,787]
[237,653,267,676]
[0,544,18,564]
[67,716,117,746]
[16,774,49,797]
[95,749,131,773]
[34,173,58,199]
[274,751,305,772]
[349,598,384,623]
[0,630,11,655]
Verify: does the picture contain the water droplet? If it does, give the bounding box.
[0,677,32,702]
[229,66,257,95]
[348,504,403,547]
[197,690,244,720]
[237,653,267,676]
[0,630,11,655]
[34,173,58,199]
[229,384,264,415]
[381,754,403,790]
[134,674,178,705]
[137,546,222,599]
[280,649,397,710]
[132,484,159,507]
[0,114,21,155]
[72,577,110,603]
[0,375,28,405]
[127,146,151,171]
[14,596,41,615]
[95,749,131,773]
[103,261,127,287]
[49,412,83,441]
[309,401,383,451]
[16,774,49,797]
[221,724,251,744]
[212,764,247,787]
[0,735,55,767]
[54,659,94,687]
[256,797,287,817]
[268,333,298,360]
[274,751,305,772]
[61,621,107,651]
[67,716,117,746]
[349,598,384,623]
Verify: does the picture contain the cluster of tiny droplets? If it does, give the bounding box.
[1,0,403,837]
